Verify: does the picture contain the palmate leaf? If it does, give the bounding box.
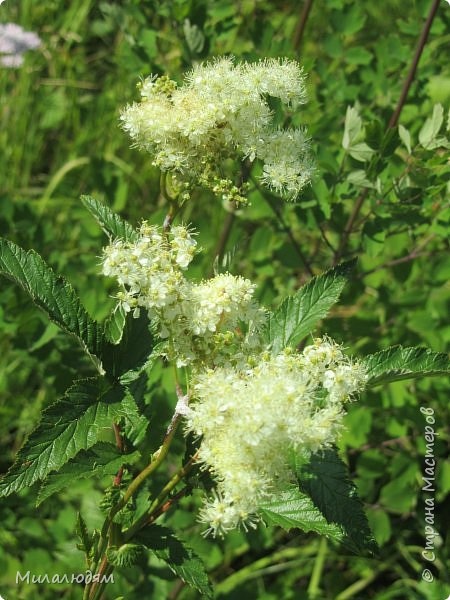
[295,448,378,556]
[363,346,450,387]
[0,378,127,498]
[136,525,213,598]
[0,238,103,362]
[265,260,356,353]
[37,442,141,505]
[81,195,138,242]
[259,488,345,540]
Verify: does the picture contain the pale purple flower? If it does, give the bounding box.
[0,23,41,67]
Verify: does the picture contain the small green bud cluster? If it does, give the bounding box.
[120,57,314,201]
[185,340,367,536]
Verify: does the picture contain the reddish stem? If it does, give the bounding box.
[334,0,441,263]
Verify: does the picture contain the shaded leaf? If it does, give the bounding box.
[137,525,213,598]
[0,378,127,498]
[296,448,378,555]
[102,311,157,381]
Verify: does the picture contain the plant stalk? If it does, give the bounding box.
[333,0,440,263]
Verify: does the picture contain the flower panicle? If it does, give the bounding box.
[120,57,314,201]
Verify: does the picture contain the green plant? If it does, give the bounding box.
[1,57,448,600]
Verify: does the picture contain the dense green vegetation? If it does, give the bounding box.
[0,1,449,599]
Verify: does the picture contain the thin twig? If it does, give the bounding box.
[293,0,314,51]
[113,423,123,452]
[334,0,440,263]
[388,0,441,129]
[359,233,436,278]
[266,195,314,275]
[333,188,368,265]
[252,177,314,275]
[317,220,337,253]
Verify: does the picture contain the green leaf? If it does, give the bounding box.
[419,104,444,149]
[259,487,345,540]
[0,378,127,498]
[121,388,150,445]
[347,170,377,189]
[0,238,103,362]
[102,311,157,381]
[265,260,356,353]
[345,47,372,65]
[81,195,138,242]
[76,512,92,555]
[104,303,127,344]
[183,19,205,54]
[107,544,145,567]
[137,525,213,598]
[398,124,412,154]
[342,106,362,150]
[363,346,450,387]
[379,128,399,157]
[296,448,378,555]
[365,120,384,149]
[348,142,375,162]
[37,442,141,505]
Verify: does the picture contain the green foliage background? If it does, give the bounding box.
[0,0,449,598]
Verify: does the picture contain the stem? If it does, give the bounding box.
[359,233,436,278]
[88,555,109,600]
[112,423,125,486]
[388,0,440,129]
[333,188,368,264]
[215,546,316,595]
[113,422,124,452]
[334,0,440,263]
[307,537,328,598]
[293,0,314,51]
[125,453,198,541]
[91,384,186,593]
[115,411,182,514]
[263,192,314,276]
[250,175,313,275]
[335,562,391,600]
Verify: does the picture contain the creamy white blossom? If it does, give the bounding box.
[185,340,367,536]
[120,58,314,201]
[102,224,264,367]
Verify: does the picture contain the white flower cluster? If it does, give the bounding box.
[185,339,367,536]
[0,23,41,68]
[102,224,264,366]
[120,58,314,200]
